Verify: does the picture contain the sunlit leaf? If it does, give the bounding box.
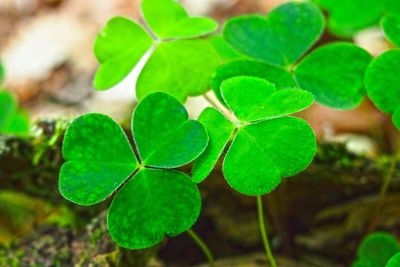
[381,14,400,47]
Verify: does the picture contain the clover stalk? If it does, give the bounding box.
[257,195,278,267]
[187,229,215,267]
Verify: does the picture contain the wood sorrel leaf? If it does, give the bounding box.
[108,168,201,249]
[136,39,219,102]
[212,60,296,103]
[0,90,17,130]
[141,0,218,40]
[385,0,400,16]
[192,108,235,183]
[93,17,154,90]
[393,107,400,130]
[294,42,372,110]
[317,0,383,37]
[0,90,29,136]
[60,113,138,206]
[223,117,316,195]
[133,92,208,168]
[387,252,400,267]
[381,14,400,47]
[355,232,400,267]
[221,77,313,122]
[208,35,245,64]
[365,50,400,113]
[223,2,324,68]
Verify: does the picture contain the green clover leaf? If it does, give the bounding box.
[365,50,400,113]
[353,232,400,267]
[192,76,316,196]
[294,42,372,110]
[136,39,219,102]
[223,2,324,68]
[60,92,208,249]
[393,107,400,130]
[387,252,400,267]
[93,17,154,90]
[212,60,296,104]
[141,0,217,40]
[0,90,29,137]
[381,14,400,48]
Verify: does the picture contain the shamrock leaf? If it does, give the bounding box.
[208,35,245,64]
[294,42,372,110]
[93,17,154,90]
[192,108,236,183]
[108,168,201,249]
[387,252,400,267]
[60,113,139,206]
[133,92,208,168]
[141,0,218,40]
[136,39,219,102]
[60,92,208,248]
[365,50,400,113]
[221,77,313,122]
[381,14,400,48]
[353,232,400,267]
[193,76,316,195]
[393,107,400,130]
[0,90,29,137]
[212,60,296,104]
[316,0,383,37]
[223,2,324,68]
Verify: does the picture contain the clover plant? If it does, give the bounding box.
[353,232,400,267]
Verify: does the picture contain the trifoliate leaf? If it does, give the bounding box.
[393,107,400,130]
[0,90,29,136]
[0,91,17,130]
[223,2,324,68]
[136,39,219,102]
[221,77,313,122]
[192,108,235,183]
[385,0,400,16]
[212,60,296,103]
[60,113,138,206]
[381,14,400,47]
[141,0,217,40]
[93,17,154,90]
[356,232,400,267]
[387,252,400,267]
[108,168,201,249]
[365,50,400,113]
[317,0,383,37]
[294,42,372,110]
[223,117,316,195]
[208,35,245,63]
[133,92,208,168]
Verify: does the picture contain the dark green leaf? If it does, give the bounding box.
[381,14,400,47]
[223,2,324,68]
[136,39,219,102]
[393,107,400,130]
[60,113,138,206]
[108,168,201,249]
[192,108,235,183]
[212,60,296,103]
[294,42,372,109]
[387,252,400,267]
[93,17,154,90]
[141,0,217,40]
[133,92,208,168]
[223,117,316,195]
[365,50,400,113]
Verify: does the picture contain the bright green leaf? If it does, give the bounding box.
[192,108,235,183]
[0,90,17,130]
[295,42,372,110]
[136,39,219,102]
[208,35,245,63]
[357,232,400,267]
[0,90,29,137]
[108,168,201,249]
[387,252,400,267]
[318,0,383,37]
[393,107,400,130]
[223,117,316,195]
[93,17,154,90]
[382,14,400,47]
[385,0,400,16]
[60,113,138,206]
[221,77,313,122]
[365,50,400,113]
[223,2,324,68]
[141,0,217,40]
[212,60,296,103]
[133,92,208,168]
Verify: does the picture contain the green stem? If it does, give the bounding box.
[257,195,278,267]
[187,229,215,267]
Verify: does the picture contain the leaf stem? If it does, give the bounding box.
[257,195,278,267]
[187,229,215,267]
